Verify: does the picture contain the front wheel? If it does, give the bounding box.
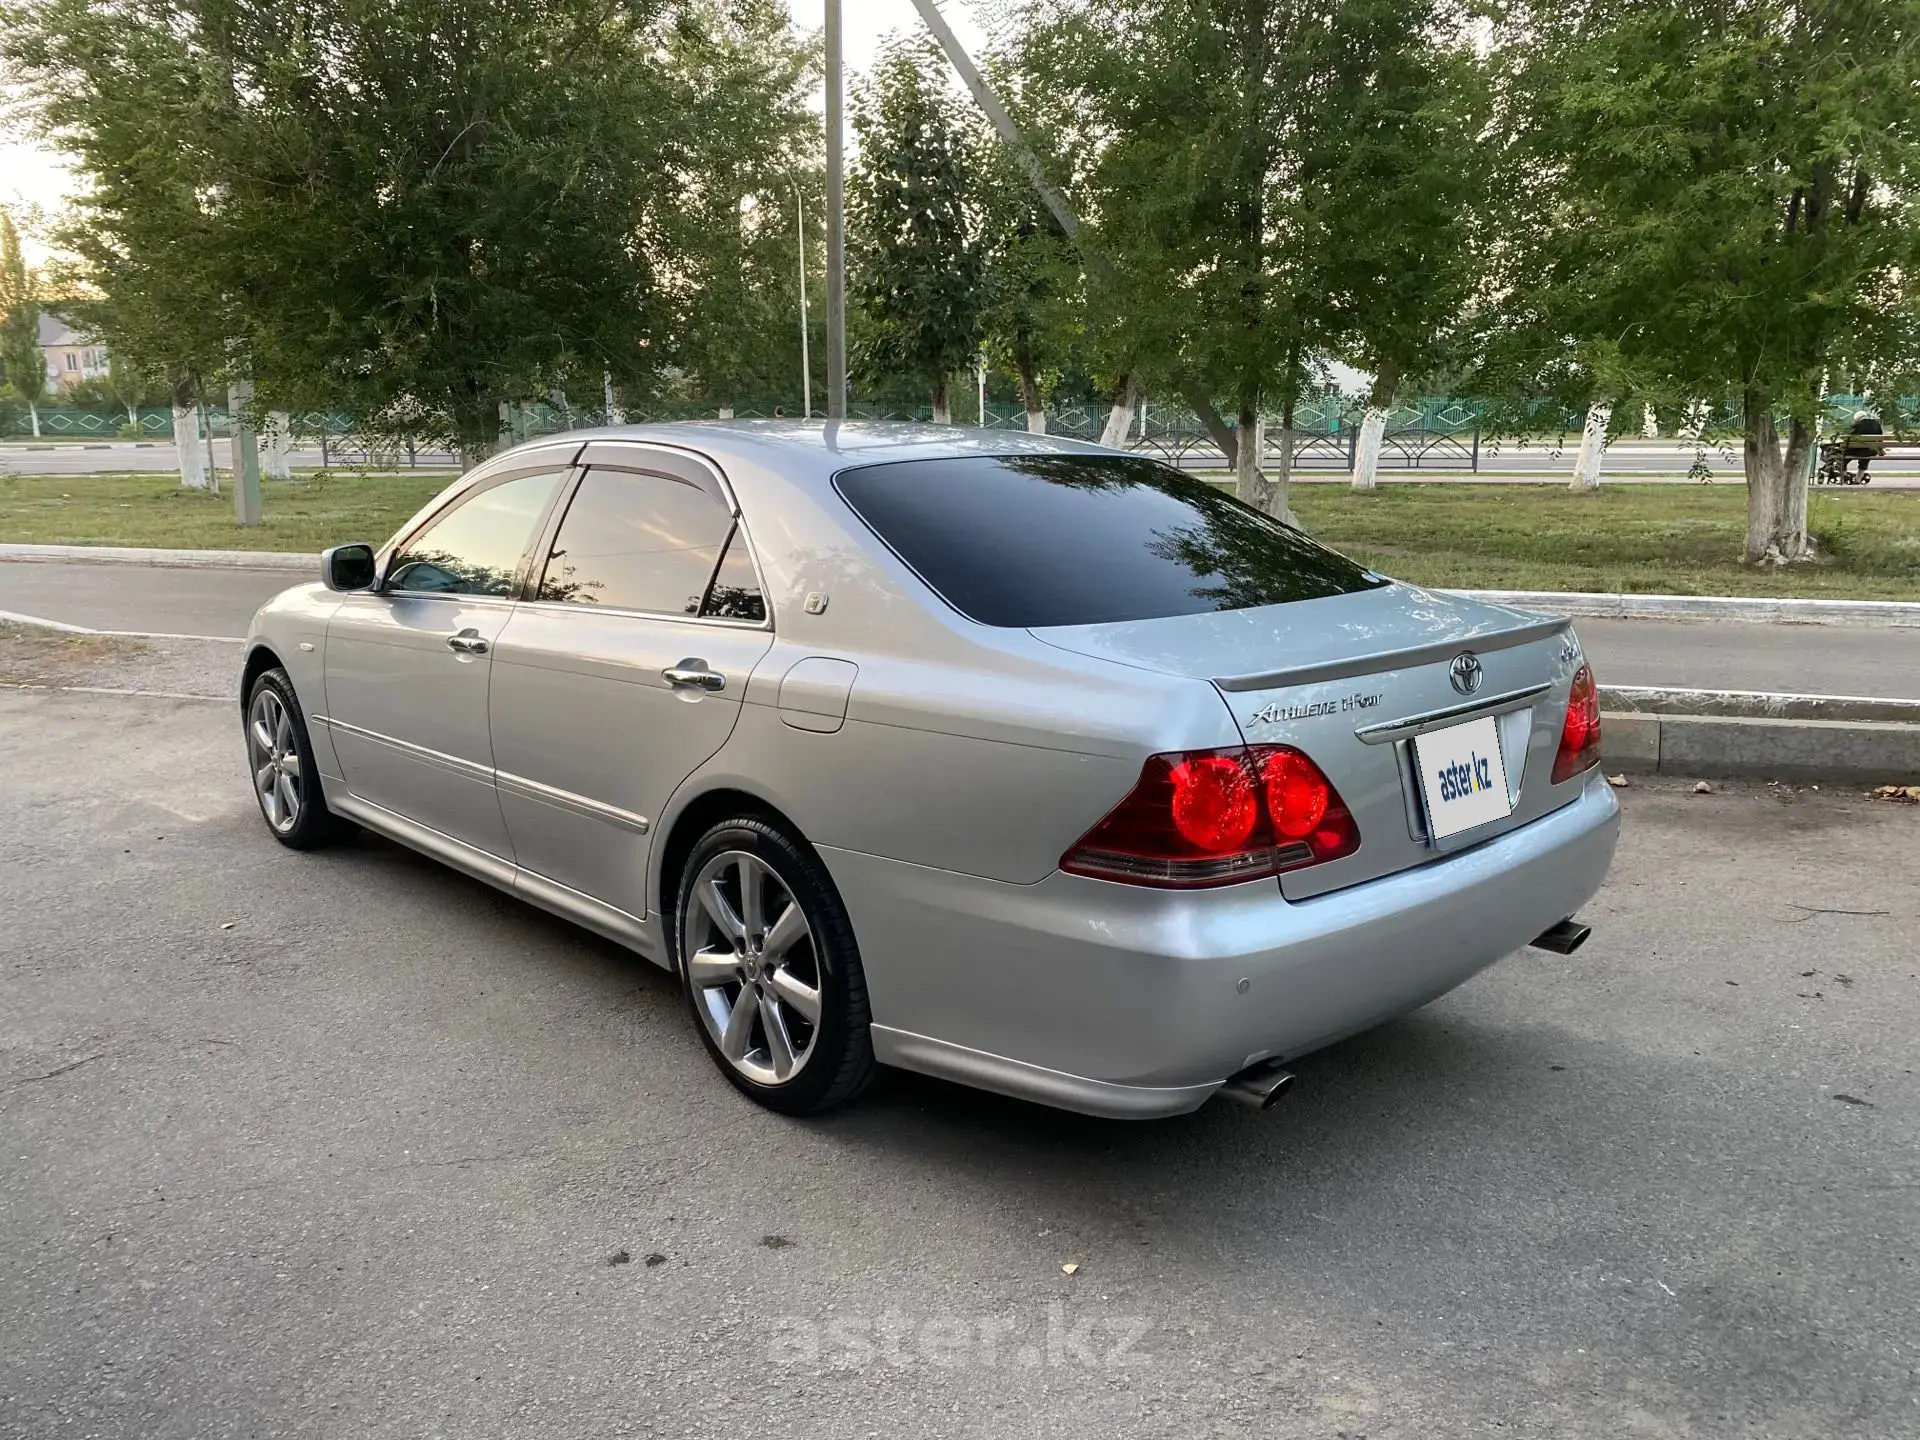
[244,667,356,849]
[674,818,875,1114]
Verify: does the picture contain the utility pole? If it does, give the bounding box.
[791,178,812,418]
[824,0,847,419]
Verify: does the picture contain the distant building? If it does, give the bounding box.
[38,313,108,393]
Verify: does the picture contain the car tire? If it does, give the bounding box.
[673,817,876,1115]
[244,666,356,850]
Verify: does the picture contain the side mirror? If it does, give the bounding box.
[322,542,378,593]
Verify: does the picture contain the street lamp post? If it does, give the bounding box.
[824,0,847,419]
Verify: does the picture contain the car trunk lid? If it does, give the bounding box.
[1030,583,1588,899]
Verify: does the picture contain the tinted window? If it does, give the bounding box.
[537,468,734,614]
[388,470,564,596]
[701,526,767,622]
[834,455,1386,627]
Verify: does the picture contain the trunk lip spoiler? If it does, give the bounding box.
[1351,681,1554,746]
[1212,615,1571,693]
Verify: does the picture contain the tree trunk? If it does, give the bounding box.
[1351,365,1401,492]
[1100,372,1140,448]
[1350,408,1388,492]
[1570,399,1612,491]
[1182,386,1239,467]
[171,394,208,490]
[1741,393,1812,563]
[1233,405,1270,509]
[28,402,39,437]
[126,402,138,427]
[199,401,220,494]
[262,411,293,480]
[931,379,951,426]
[1016,356,1045,434]
[1269,394,1299,526]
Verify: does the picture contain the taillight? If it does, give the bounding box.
[1061,745,1360,889]
[1552,663,1602,783]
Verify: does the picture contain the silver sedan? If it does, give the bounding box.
[240,423,1619,1117]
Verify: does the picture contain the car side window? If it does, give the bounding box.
[387,470,565,597]
[536,468,736,615]
[700,525,767,622]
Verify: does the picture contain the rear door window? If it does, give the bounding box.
[833,454,1385,627]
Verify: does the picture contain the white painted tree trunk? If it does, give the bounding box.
[1350,407,1388,491]
[1099,373,1140,448]
[603,369,621,425]
[1025,409,1046,434]
[173,401,208,489]
[261,411,293,480]
[1642,403,1658,438]
[1570,400,1612,491]
[28,403,39,438]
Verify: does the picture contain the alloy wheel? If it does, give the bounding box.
[247,688,303,834]
[682,849,823,1086]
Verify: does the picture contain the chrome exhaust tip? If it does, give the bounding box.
[1218,1061,1296,1111]
[1531,917,1592,955]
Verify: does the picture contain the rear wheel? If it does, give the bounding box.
[244,667,355,849]
[674,818,875,1114]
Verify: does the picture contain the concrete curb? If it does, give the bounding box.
[1598,684,1920,783]
[1458,588,1920,628]
[0,543,314,572]
[1602,711,1920,785]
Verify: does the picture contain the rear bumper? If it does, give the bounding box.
[830,770,1621,1118]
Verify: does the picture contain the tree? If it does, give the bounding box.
[662,0,822,414]
[1313,0,1488,491]
[0,209,48,437]
[973,125,1081,433]
[4,0,695,465]
[849,38,985,423]
[1001,0,1483,518]
[1488,0,1920,562]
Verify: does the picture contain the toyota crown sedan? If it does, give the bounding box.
[240,423,1619,1118]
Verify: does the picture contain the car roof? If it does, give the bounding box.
[492,419,1116,482]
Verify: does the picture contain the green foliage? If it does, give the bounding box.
[0,209,46,413]
[1,0,816,457]
[659,0,821,411]
[849,39,986,416]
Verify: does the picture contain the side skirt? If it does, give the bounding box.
[327,790,667,967]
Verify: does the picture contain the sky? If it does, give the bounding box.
[0,0,987,260]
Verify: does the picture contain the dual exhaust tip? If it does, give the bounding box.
[1217,915,1594,1113]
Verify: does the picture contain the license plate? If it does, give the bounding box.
[1412,714,1514,841]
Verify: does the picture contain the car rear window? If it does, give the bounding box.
[833,454,1387,627]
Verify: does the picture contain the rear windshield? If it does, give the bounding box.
[834,454,1386,628]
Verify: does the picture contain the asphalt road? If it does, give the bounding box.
[5,436,1919,484]
[2,688,1915,1439]
[4,558,1919,700]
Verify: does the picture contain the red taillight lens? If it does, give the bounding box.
[1552,663,1603,783]
[1262,748,1329,839]
[1062,745,1359,889]
[1169,753,1258,851]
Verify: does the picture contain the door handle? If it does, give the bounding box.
[446,629,490,656]
[663,660,724,692]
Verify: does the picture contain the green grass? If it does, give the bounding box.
[0,469,454,552]
[3,469,1918,600]
[1288,484,1920,600]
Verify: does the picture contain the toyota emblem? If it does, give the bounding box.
[1449,652,1483,696]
